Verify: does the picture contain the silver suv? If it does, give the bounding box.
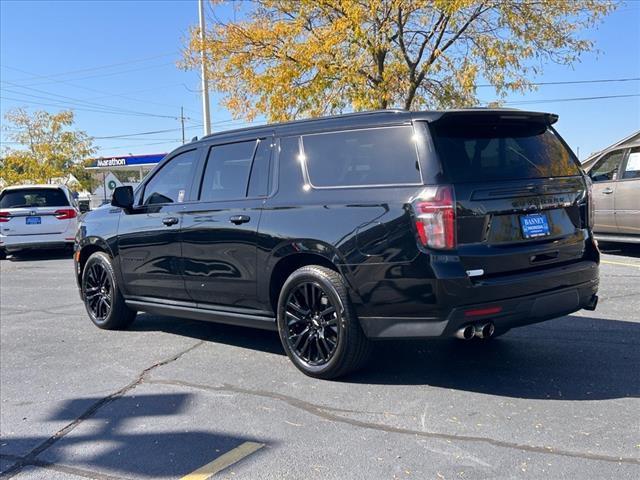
[586,145,640,243]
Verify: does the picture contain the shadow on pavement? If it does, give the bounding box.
[131,313,285,356]
[130,313,638,401]
[6,248,73,262]
[346,315,640,401]
[598,241,640,258]
[0,393,268,478]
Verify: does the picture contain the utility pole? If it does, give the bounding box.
[180,106,186,144]
[198,0,211,136]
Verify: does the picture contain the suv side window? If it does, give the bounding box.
[200,140,257,202]
[301,126,421,188]
[590,150,626,183]
[622,148,640,180]
[142,149,198,205]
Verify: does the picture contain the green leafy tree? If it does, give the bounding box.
[183,0,615,121]
[1,108,96,187]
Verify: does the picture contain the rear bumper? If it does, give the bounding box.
[0,233,74,252]
[358,259,599,339]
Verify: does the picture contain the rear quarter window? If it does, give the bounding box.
[301,126,422,187]
[430,119,581,183]
[0,188,69,208]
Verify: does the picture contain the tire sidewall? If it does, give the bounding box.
[277,268,351,377]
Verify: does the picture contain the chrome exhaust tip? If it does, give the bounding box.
[584,294,598,311]
[455,324,476,340]
[475,322,495,339]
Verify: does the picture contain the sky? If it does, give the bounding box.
[1,0,639,161]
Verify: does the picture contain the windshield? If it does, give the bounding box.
[0,188,70,208]
[430,119,581,183]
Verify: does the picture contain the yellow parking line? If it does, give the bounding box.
[601,260,640,269]
[181,442,264,480]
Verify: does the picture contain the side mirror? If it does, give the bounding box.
[111,186,134,210]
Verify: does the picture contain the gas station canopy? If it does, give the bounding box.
[86,153,167,180]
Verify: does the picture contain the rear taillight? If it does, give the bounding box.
[585,176,595,228]
[0,211,11,223]
[411,185,456,250]
[54,208,77,220]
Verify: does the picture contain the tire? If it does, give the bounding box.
[81,251,136,330]
[277,265,371,379]
[0,248,6,260]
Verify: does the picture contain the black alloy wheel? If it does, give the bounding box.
[277,265,371,379]
[82,251,136,330]
[84,262,112,322]
[285,281,339,366]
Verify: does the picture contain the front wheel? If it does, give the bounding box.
[277,265,371,379]
[82,251,136,330]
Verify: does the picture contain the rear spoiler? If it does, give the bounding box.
[432,110,559,126]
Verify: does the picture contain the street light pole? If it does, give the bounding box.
[198,0,211,136]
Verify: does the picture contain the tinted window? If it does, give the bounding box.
[200,141,256,201]
[431,120,581,183]
[622,148,640,180]
[0,188,69,208]
[143,150,197,205]
[301,126,421,187]
[590,150,625,183]
[247,139,272,197]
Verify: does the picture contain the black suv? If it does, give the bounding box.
[75,109,599,379]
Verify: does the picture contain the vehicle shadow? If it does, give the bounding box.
[598,241,640,258]
[6,249,73,262]
[131,313,639,401]
[346,315,640,401]
[131,313,285,356]
[0,393,269,478]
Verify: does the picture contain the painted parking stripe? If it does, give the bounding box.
[601,260,640,268]
[181,442,264,480]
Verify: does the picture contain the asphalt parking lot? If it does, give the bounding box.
[1,243,639,479]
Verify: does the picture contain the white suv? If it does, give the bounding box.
[0,185,79,259]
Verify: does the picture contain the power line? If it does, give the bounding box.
[1,83,182,119]
[1,65,196,115]
[476,77,640,87]
[500,93,640,105]
[0,52,177,82]
[0,95,180,119]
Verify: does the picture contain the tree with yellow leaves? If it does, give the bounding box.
[182,0,615,122]
[1,109,95,187]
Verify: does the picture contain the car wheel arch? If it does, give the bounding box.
[267,251,349,314]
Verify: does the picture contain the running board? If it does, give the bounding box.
[125,299,277,331]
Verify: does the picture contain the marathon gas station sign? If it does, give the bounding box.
[89,153,167,170]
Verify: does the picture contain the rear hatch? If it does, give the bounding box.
[428,112,589,277]
[0,187,74,235]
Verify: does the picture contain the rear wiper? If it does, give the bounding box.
[507,146,546,176]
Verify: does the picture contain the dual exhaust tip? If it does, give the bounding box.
[455,322,495,340]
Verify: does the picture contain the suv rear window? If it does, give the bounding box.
[301,126,421,187]
[430,119,581,183]
[0,188,69,208]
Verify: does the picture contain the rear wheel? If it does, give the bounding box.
[277,265,371,379]
[0,248,6,260]
[82,252,136,330]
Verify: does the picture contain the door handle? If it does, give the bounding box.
[229,215,251,225]
[162,216,179,226]
[602,188,614,195]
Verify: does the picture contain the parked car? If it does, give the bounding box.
[584,145,640,243]
[0,184,78,259]
[74,109,599,379]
